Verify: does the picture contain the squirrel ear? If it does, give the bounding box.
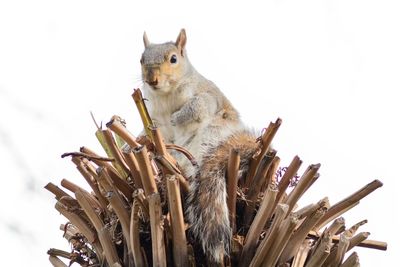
[175,29,187,53]
[143,31,150,48]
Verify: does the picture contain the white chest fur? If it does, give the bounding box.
[143,84,196,144]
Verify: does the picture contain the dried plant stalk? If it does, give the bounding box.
[355,239,387,250]
[166,175,189,267]
[284,164,320,215]
[61,151,114,162]
[133,188,149,220]
[60,178,83,193]
[151,126,169,156]
[59,224,80,240]
[98,227,122,266]
[106,115,140,149]
[151,126,190,192]
[132,88,154,140]
[346,220,368,237]
[154,155,190,193]
[293,201,321,220]
[48,111,387,266]
[308,231,387,251]
[261,214,299,267]
[101,128,130,178]
[340,252,359,267]
[227,148,240,233]
[61,178,103,213]
[74,190,110,262]
[98,168,132,254]
[306,243,331,267]
[245,118,282,186]
[49,256,68,267]
[316,201,360,232]
[326,217,346,236]
[47,248,71,259]
[279,198,329,263]
[263,155,280,192]
[80,146,120,178]
[247,151,277,202]
[308,231,333,267]
[54,202,96,244]
[93,118,129,179]
[315,180,383,229]
[248,204,288,267]
[106,167,134,202]
[123,151,143,189]
[130,200,147,267]
[310,216,344,258]
[72,157,109,211]
[148,193,167,267]
[240,185,278,267]
[244,150,277,226]
[325,233,350,267]
[348,232,370,252]
[276,155,302,204]
[292,240,313,267]
[134,145,158,196]
[45,183,72,200]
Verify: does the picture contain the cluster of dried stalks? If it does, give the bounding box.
[46,89,386,267]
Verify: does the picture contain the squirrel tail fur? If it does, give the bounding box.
[186,129,259,264]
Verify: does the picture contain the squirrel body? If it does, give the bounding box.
[140,29,258,264]
[141,29,244,176]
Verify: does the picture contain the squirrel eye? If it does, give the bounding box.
[170,54,177,64]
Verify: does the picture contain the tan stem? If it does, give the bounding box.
[44,183,72,200]
[249,204,289,267]
[148,193,167,267]
[132,88,154,140]
[279,198,329,263]
[48,256,68,267]
[130,200,148,267]
[315,180,383,230]
[240,185,278,267]
[245,118,282,187]
[106,115,140,149]
[284,164,320,215]
[166,175,189,267]
[101,129,130,178]
[123,151,143,189]
[134,145,158,196]
[244,150,277,226]
[276,155,302,204]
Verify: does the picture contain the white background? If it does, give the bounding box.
[0,0,399,266]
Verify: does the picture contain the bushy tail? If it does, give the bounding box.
[186,130,259,264]
[186,164,231,263]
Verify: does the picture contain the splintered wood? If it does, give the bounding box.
[46,89,386,267]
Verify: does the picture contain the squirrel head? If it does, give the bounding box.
[140,29,190,95]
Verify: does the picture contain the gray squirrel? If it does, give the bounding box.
[140,29,259,264]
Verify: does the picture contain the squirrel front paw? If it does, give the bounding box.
[170,111,180,126]
[171,109,195,126]
[171,102,203,126]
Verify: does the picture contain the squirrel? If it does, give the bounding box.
[140,29,259,264]
[140,29,245,176]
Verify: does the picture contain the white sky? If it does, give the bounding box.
[0,0,399,266]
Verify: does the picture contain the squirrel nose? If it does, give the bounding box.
[148,78,158,87]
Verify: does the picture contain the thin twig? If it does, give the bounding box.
[61,152,114,162]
